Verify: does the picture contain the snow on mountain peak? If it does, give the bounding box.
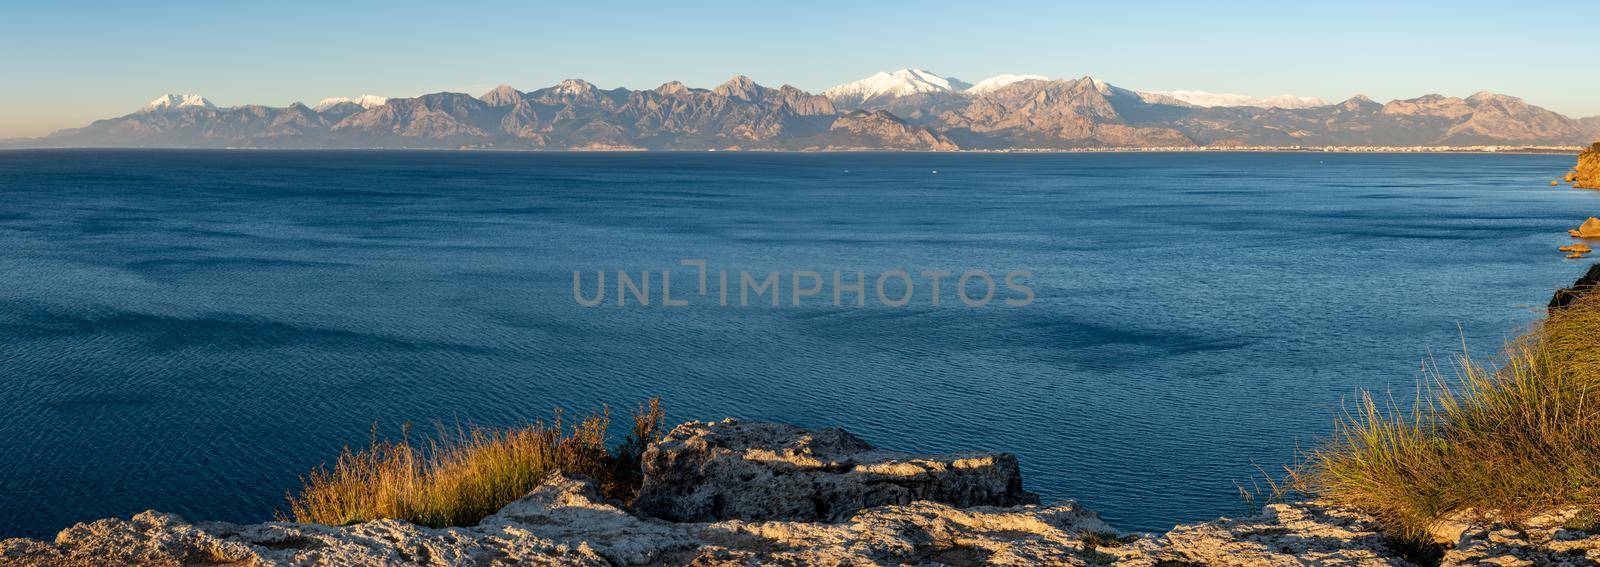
[966,74,1049,94]
[1141,90,1328,109]
[1253,94,1330,109]
[313,95,390,111]
[823,68,971,101]
[141,94,216,112]
[1085,77,1122,96]
[554,79,596,95]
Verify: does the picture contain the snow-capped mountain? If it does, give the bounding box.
[312,95,390,111]
[966,74,1050,95]
[825,69,1325,111]
[826,69,1131,102]
[1141,90,1328,109]
[823,69,972,103]
[141,94,216,112]
[37,76,1595,150]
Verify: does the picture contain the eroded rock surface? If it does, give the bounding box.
[6,421,1599,566]
[1570,143,1600,189]
[1125,502,1416,566]
[1432,509,1600,566]
[0,473,1112,566]
[633,418,1037,522]
[1128,502,1600,566]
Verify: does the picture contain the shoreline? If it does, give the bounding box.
[5,415,1597,565]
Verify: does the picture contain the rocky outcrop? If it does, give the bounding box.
[1569,143,1600,189]
[1124,501,1416,566]
[1130,502,1600,566]
[12,476,1600,566]
[6,421,1600,566]
[633,419,1035,522]
[1550,263,1600,310]
[1569,217,1600,238]
[0,473,1114,566]
[1434,509,1600,566]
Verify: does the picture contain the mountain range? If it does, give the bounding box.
[23,69,1600,151]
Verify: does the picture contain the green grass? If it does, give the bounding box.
[1304,291,1600,542]
[283,398,663,528]
[1564,510,1600,534]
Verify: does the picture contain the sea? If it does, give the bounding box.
[0,149,1591,538]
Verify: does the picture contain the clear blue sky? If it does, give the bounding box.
[3,0,1595,137]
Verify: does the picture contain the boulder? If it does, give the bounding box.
[1568,217,1600,238]
[632,418,1038,522]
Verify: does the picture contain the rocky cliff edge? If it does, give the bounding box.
[4,419,1598,566]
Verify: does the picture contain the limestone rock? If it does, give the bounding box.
[1433,509,1600,566]
[7,420,1600,566]
[1568,217,1600,238]
[0,473,1112,566]
[1574,143,1600,189]
[27,483,1600,567]
[633,418,1036,522]
[1122,501,1413,566]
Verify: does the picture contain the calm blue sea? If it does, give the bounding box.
[0,149,1592,538]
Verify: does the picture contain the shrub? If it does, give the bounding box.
[1305,292,1600,542]
[284,398,663,528]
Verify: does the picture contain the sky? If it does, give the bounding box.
[2,0,1596,138]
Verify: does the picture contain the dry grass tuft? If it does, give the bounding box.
[1304,293,1600,542]
[284,398,663,528]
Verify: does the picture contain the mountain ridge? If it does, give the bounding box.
[26,73,1600,151]
[1141,90,1328,109]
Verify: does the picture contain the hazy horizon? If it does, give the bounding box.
[3,0,1597,138]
